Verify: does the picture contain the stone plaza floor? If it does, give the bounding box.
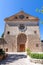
[0,52,42,65]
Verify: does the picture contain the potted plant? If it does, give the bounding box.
[0,49,5,60]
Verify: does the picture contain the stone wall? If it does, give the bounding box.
[4,35,17,52]
[4,23,40,37]
[3,22,42,52]
[0,38,7,51]
[41,42,43,52]
[27,35,42,52]
[0,35,42,52]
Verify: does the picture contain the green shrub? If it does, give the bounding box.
[0,49,5,55]
[26,48,31,55]
[26,48,43,59]
[30,53,43,59]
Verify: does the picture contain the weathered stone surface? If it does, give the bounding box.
[0,11,42,52]
[27,35,42,52]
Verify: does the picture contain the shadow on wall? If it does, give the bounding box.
[0,54,27,65]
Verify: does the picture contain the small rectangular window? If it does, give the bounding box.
[36,44,39,47]
[7,31,10,34]
[6,48,8,52]
[34,31,37,34]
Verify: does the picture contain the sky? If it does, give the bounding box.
[0,0,43,40]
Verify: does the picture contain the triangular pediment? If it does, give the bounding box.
[4,11,39,22]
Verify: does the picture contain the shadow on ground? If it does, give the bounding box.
[0,54,27,65]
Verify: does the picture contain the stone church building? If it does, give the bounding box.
[0,11,42,52]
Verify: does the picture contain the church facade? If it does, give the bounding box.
[0,11,42,52]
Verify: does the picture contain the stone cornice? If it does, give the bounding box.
[4,11,39,22]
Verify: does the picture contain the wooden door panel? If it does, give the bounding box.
[20,44,25,52]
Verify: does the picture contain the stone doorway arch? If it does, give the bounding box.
[17,33,27,52]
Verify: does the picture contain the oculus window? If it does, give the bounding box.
[19,24,27,32]
[19,15,24,19]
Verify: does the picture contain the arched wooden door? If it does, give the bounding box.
[17,33,27,52]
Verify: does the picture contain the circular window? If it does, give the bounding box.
[19,15,24,19]
[26,17,28,19]
[19,24,27,32]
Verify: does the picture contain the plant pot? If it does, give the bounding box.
[0,55,3,60]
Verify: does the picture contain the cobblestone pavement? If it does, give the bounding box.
[0,52,42,65]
